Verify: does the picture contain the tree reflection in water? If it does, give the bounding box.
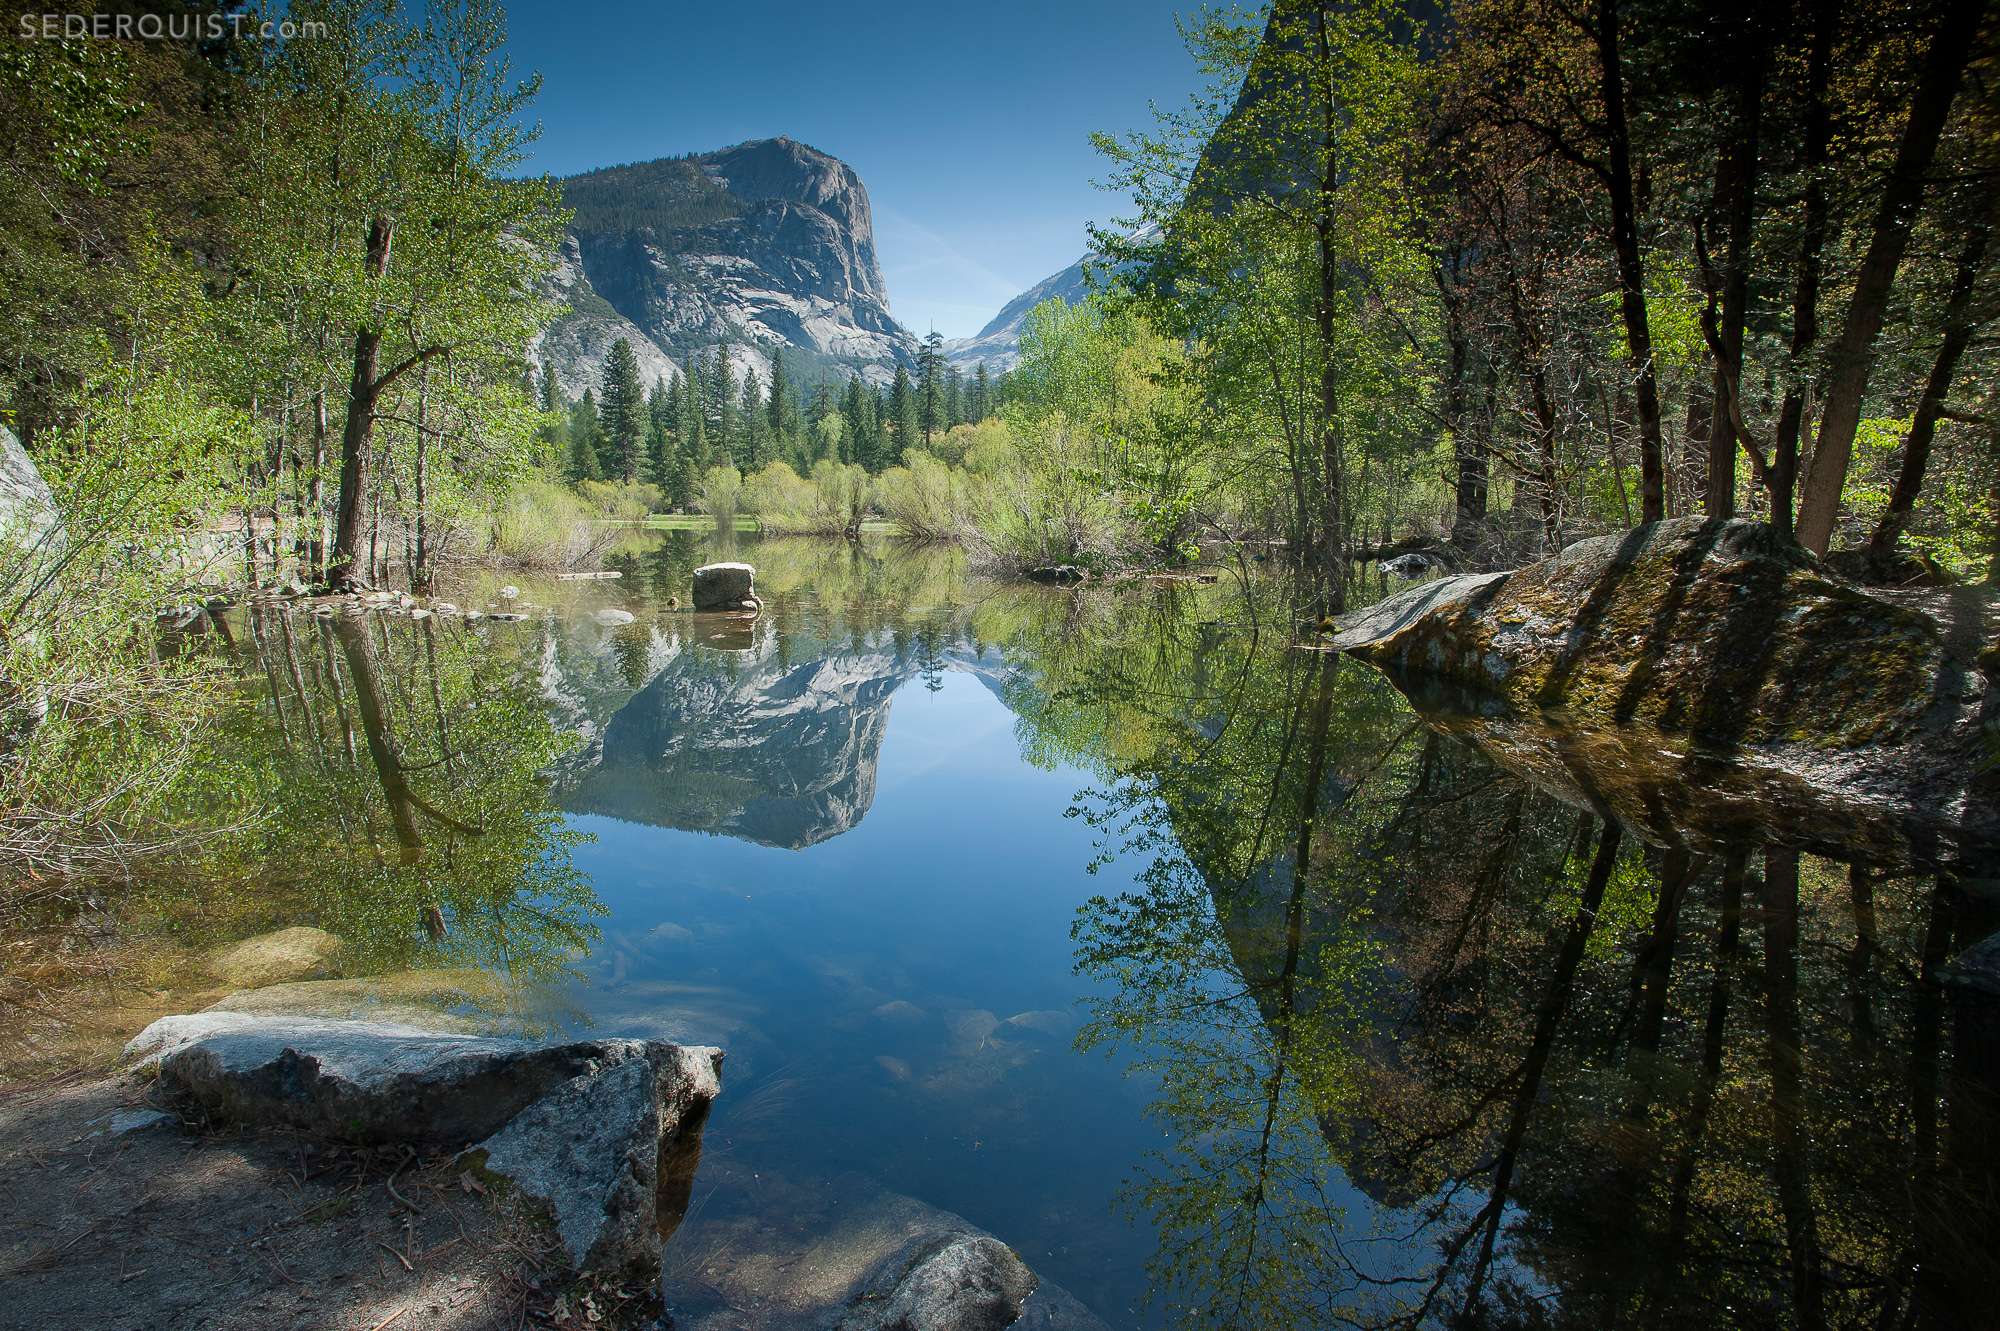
[1037,578,1999,1330]
[194,607,604,1007]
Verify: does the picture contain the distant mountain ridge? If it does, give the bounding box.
[534,137,918,396]
[941,224,1154,374]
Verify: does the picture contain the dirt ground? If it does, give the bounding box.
[0,1072,659,1331]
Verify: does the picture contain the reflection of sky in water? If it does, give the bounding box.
[561,671,1167,1322]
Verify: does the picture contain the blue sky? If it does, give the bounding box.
[503,0,1209,338]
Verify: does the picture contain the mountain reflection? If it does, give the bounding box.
[570,635,950,848]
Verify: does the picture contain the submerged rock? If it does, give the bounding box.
[835,1232,1036,1331]
[204,967,518,1032]
[660,1159,1108,1331]
[693,561,756,610]
[206,926,343,988]
[1330,518,1998,863]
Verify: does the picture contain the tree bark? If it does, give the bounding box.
[1313,8,1347,607]
[1793,0,1980,554]
[1445,288,1489,547]
[1866,219,1990,557]
[1706,24,1767,519]
[1594,0,1667,524]
[330,216,396,591]
[1769,8,1834,543]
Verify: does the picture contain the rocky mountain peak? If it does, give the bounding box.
[535,137,911,397]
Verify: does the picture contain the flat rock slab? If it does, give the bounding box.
[693,562,756,610]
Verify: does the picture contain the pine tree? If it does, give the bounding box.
[739,370,770,469]
[675,360,709,492]
[599,339,646,482]
[569,389,604,479]
[917,331,944,447]
[945,367,964,427]
[708,346,737,463]
[566,388,604,483]
[766,353,796,457]
[971,363,990,423]
[537,362,564,413]
[842,376,867,466]
[889,363,919,467]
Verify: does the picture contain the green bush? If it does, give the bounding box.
[489,477,613,569]
[876,454,973,542]
[575,479,660,521]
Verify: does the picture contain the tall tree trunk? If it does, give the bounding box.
[1443,270,1489,549]
[330,216,396,591]
[1770,8,1833,542]
[1793,0,1980,554]
[308,388,328,579]
[1594,0,1666,523]
[1867,219,1991,557]
[412,363,433,595]
[1312,8,1346,607]
[1706,26,1767,519]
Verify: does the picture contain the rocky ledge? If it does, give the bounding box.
[1326,518,1998,863]
[125,1013,721,1282]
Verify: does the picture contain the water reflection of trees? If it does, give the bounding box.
[1011,581,1999,1330]
[189,608,604,994]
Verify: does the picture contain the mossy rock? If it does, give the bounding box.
[205,926,343,988]
[1331,518,1998,865]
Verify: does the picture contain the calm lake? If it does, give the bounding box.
[126,526,1997,1329]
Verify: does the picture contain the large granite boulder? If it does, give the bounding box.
[1329,518,1998,859]
[124,1013,723,1280]
[0,424,60,552]
[0,425,61,756]
[472,1042,719,1277]
[693,561,758,610]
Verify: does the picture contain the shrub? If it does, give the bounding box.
[575,479,660,521]
[876,454,972,542]
[489,476,614,569]
[697,465,744,525]
[964,414,1125,570]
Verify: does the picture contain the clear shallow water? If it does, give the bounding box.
[150,527,1999,1330]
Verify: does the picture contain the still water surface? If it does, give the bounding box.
[171,527,1996,1329]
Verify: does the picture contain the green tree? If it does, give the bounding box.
[739,369,771,470]
[599,337,646,483]
[918,330,945,447]
[971,363,992,423]
[889,363,919,468]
